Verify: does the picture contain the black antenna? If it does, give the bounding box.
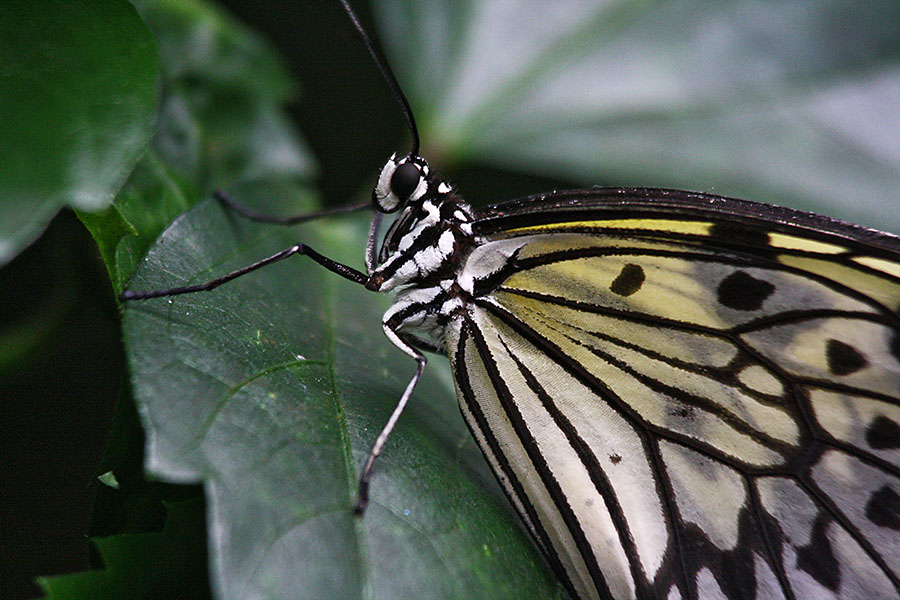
[339,0,420,157]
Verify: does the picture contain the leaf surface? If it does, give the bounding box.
[0,0,159,265]
[123,189,564,599]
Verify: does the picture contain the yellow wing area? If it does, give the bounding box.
[448,219,900,600]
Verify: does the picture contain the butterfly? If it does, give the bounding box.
[120,1,900,599]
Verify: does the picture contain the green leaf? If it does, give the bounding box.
[133,0,315,193]
[79,0,320,295]
[375,0,900,231]
[38,500,210,600]
[78,151,196,294]
[122,186,564,599]
[0,0,159,266]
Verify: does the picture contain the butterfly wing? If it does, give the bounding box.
[446,188,900,600]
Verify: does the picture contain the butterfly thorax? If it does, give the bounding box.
[370,158,478,348]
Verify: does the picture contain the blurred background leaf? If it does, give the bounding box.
[134,0,314,195]
[0,2,159,596]
[0,0,159,267]
[227,1,899,228]
[37,500,210,600]
[82,0,315,295]
[375,0,900,229]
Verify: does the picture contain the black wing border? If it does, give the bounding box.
[473,188,900,257]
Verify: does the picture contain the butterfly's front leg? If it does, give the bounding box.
[119,242,369,301]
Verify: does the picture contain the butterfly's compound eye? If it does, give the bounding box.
[390,162,421,201]
[374,155,429,212]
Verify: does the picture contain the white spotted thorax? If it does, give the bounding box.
[369,154,476,350]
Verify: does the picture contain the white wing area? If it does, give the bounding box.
[446,230,900,600]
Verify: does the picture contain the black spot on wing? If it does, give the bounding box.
[866,416,900,450]
[708,223,771,248]
[866,486,900,530]
[609,453,622,465]
[796,515,841,591]
[826,339,868,376]
[610,263,645,297]
[669,406,693,420]
[716,270,775,311]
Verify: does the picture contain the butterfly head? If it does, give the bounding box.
[373,153,431,213]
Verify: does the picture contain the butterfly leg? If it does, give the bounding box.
[119,242,367,301]
[353,318,427,515]
[122,238,425,516]
[215,190,383,275]
[213,189,369,225]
